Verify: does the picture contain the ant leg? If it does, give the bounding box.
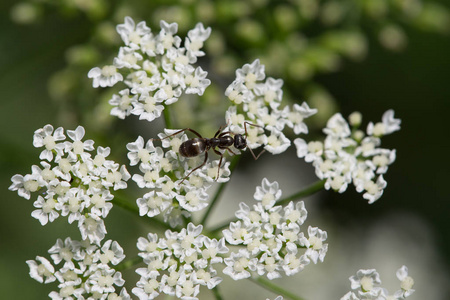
[213,125,227,138]
[152,128,203,141]
[180,151,208,184]
[212,148,224,181]
[244,121,265,160]
[244,121,264,133]
[226,147,237,156]
[248,147,265,160]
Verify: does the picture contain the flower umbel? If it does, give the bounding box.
[9,124,130,244]
[222,178,327,280]
[27,237,129,299]
[88,17,211,122]
[294,110,400,203]
[225,59,317,155]
[133,223,228,300]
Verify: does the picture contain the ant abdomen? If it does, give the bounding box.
[179,138,207,157]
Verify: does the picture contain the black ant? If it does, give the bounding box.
[155,122,265,184]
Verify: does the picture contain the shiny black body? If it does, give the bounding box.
[160,122,263,183]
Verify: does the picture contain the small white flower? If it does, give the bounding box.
[116,16,151,48]
[395,265,415,298]
[223,249,256,280]
[349,268,382,297]
[65,126,95,157]
[31,194,61,225]
[109,89,138,119]
[254,178,282,208]
[305,226,328,264]
[114,46,143,69]
[185,22,211,58]
[26,256,56,283]
[78,213,107,245]
[88,65,123,88]
[33,124,66,161]
[136,190,171,217]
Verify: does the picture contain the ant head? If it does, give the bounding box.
[233,134,247,150]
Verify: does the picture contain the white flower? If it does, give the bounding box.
[283,102,318,134]
[185,22,211,58]
[114,46,143,69]
[254,178,282,208]
[304,226,328,264]
[65,126,95,158]
[33,124,66,161]
[116,16,151,48]
[88,65,123,88]
[31,194,61,225]
[137,191,171,217]
[223,249,256,280]
[367,109,401,136]
[342,266,415,300]
[185,66,211,96]
[9,169,44,200]
[395,265,415,298]
[78,213,107,245]
[88,267,125,294]
[26,256,56,283]
[109,89,138,119]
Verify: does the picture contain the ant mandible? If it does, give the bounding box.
[156,122,265,184]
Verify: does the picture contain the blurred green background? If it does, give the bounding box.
[1,0,449,299]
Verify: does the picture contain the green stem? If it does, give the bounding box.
[276,179,325,207]
[115,255,143,272]
[200,155,241,227]
[163,104,173,129]
[111,193,172,231]
[249,277,305,300]
[211,285,224,300]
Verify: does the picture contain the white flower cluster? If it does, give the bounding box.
[222,178,328,280]
[127,130,231,227]
[341,266,415,300]
[88,17,211,121]
[225,59,317,155]
[9,124,130,244]
[26,237,130,300]
[295,110,401,203]
[133,223,228,300]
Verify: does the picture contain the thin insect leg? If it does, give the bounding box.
[217,131,231,137]
[226,147,237,156]
[180,151,208,184]
[244,121,265,160]
[212,148,224,181]
[152,128,203,141]
[213,125,227,138]
[248,147,265,160]
[244,121,264,135]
